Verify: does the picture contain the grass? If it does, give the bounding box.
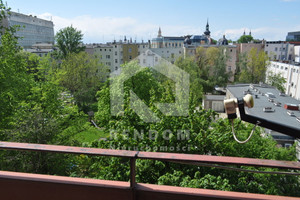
[72,126,109,143]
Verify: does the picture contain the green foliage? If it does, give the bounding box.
[0,2,299,196]
[237,48,269,83]
[55,26,85,58]
[58,52,108,112]
[174,47,230,104]
[266,71,286,92]
[0,4,31,130]
[0,5,93,175]
[237,35,254,43]
[88,61,299,196]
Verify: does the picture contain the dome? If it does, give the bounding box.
[218,35,228,45]
[184,37,192,45]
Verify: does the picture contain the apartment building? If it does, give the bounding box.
[267,61,300,100]
[2,11,54,48]
[264,41,295,61]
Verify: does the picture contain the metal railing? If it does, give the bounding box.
[0,141,299,200]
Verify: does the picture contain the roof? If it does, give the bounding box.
[227,84,300,136]
[204,95,225,101]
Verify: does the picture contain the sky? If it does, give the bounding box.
[6,0,300,43]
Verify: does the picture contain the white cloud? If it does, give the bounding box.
[35,12,300,43]
[212,26,295,41]
[35,12,204,43]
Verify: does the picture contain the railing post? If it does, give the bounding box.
[130,157,136,188]
[130,151,138,200]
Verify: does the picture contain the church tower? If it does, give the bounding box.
[158,27,162,37]
[204,19,211,36]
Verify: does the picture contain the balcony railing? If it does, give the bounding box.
[0,141,299,200]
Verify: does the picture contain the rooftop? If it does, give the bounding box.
[227,84,300,135]
[204,94,225,101]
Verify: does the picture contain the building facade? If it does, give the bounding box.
[151,27,185,49]
[286,31,300,42]
[3,11,54,48]
[237,42,265,55]
[267,61,300,100]
[264,41,295,61]
[86,40,149,76]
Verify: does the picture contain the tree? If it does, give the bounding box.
[55,26,85,58]
[73,61,300,196]
[238,48,269,83]
[0,1,32,130]
[58,52,108,112]
[237,35,254,43]
[266,71,286,92]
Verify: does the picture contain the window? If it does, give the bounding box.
[106,55,110,59]
[100,49,102,51]
[230,49,232,52]
[129,55,132,60]
[179,51,181,54]
[285,143,292,148]
[155,57,158,62]
[115,59,118,63]
[228,66,232,71]
[105,49,106,51]
[275,47,278,51]
[143,59,146,64]
[115,67,118,70]
[129,48,132,53]
[109,49,111,51]
[115,52,117,56]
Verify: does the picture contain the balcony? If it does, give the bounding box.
[0,141,299,200]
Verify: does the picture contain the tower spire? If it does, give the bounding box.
[204,18,210,36]
[249,29,251,36]
[158,27,162,37]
